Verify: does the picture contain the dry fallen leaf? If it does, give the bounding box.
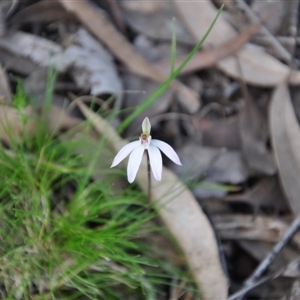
[214,214,300,247]
[0,30,63,67]
[219,44,300,86]
[283,258,300,277]
[0,0,18,36]
[208,149,250,184]
[0,104,82,145]
[238,240,299,287]
[171,142,250,184]
[197,117,241,149]
[173,0,300,86]
[170,143,250,184]
[0,64,11,102]
[157,21,262,75]
[1,29,123,104]
[54,28,123,104]
[121,0,195,45]
[122,37,176,136]
[0,105,36,144]
[23,68,51,107]
[251,0,285,34]
[9,0,74,25]
[170,143,222,180]
[239,95,276,175]
[288,279,300,300]
[0,45,39,75]
[122,73,173,136]
[223,176,288,213]
[269,84,300,215]
[58,0,200,113]
[76,101,228,300]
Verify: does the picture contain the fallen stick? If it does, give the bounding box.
[229,214,300,299]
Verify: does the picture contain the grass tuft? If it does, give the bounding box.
[0,87,195,299]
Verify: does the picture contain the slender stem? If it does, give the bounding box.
[229,214,300,300]
[146,150,151,204]
[247,215,300,284]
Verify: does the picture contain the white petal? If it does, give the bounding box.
[142,117,151,135]
[148,145,162,181]
[111,141,140,168]
[127,145,145,183]
[151,139,182,165]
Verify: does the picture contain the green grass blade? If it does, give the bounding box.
[118,5,223,134]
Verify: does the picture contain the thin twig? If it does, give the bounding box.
[228,271,280,300]
[229,279,265,300]
[229,214,300,300]
[246,215,300,285]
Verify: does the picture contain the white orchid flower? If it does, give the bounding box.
[111,117,182,183]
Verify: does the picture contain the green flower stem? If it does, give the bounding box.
[146,150,151,205]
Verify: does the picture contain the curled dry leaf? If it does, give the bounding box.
[0,30,62,66]
[54,28,123,106]
[270,84,300,215]
[58,0,200,113]
[173,0,300,86]
[9,0,74,25]
[0,29,122,104]
[76,101,228,300]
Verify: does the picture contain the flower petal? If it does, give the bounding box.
[111,141,140,168]
[127,145,145,183]
[142,117,151,135]
[148,145,162,181]
[151,139,182,165]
